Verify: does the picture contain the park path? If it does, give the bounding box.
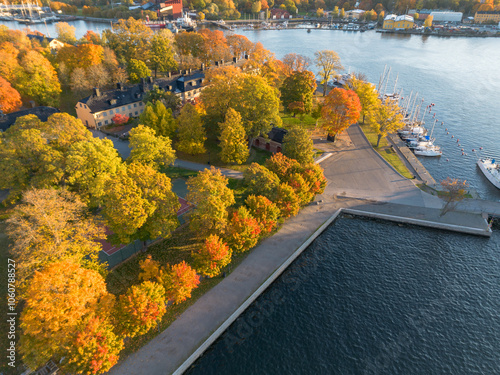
[107,124,494,375]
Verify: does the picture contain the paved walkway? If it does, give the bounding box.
[173,160,243,179]
[108,124,491,375]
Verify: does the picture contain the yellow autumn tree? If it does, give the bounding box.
[20,260,114,370]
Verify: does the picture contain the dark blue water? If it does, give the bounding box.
[186,217,500,375]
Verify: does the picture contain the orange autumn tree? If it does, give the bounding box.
[287,172,315,205]
[63,315,123,375]
[321,88,362,140]
[275,182,301,218]
[139,254,163,282]
[225,206,261,253]
[301,163,327,196]
[245,195,280,233]
[19,260,113,370]
[115,281,166,338]
[0,76,22,113]
[193,234,232,277]
[162,261,200,304]
[265,153,301,181]
[112,113,129,124]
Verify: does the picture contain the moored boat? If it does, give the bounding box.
[414,145,442,157]
[477,158,500,189]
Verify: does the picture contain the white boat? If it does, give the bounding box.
[399,126,426,136]
[414,145,442,157]
[477,158,500,189]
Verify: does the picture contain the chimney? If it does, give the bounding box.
[200,63,205,71]
[93,88,101,97]
[244,54,250,60]
[167,71,172,78]
[188,68,192,75]
[116,82,123,90]
[215,61,219,67]
[29,100,36,108]
[233,57,238,63]
[148,76,154,84]
[220,59,224,65]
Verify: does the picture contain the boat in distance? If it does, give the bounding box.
[477,158,500,189]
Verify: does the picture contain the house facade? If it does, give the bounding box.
[76,57,251,129]
[474,11,500,23]
[383,14,414,29]
[270,9,292,19]
[345,9,365,19]
[253,127,288,153]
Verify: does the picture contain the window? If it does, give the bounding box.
[139,102,143,106]
[129,113,133,117]
[103,112,107,117]
[133,103,137,107]
[109,109,114,115]
[135,111,138,115]
[98,122,102,127]
[79,103,82,107]
[105,120,109,125]
[140,109,143,113]
[128,105,132,109]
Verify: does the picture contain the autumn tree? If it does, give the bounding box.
[144,86,181,112]
[192,234,232,277]
[225,206,261,253]
[219,108,249,164]
[321,88,362,139]
[280,70,317,114]
[6,189,105,289]
[283,126,315,164]
[56,44,104,74]
[0,76,22,113]
[112,113,129,124]
[174,32,204,68]
[102,163,180,244]
[245,195,280,233]
[139,100,177,138]
[177,102,206,155]
[104,17,153,64]
[366,99,405,147]
[282,53,312,76]
[20,260,113,369]
[265,152,301,181]
[150,29,177,77]
[139,254,163,282]
[439,178,469,217]
[55,22,77,44]
[227,34,254,58]
[16,50,61,106]
[275,182,301,218]
[314,50,344,96]
[127,58,152,83]
[162,261,200,304]
[0,41,21,83]
[115,281,166,337]
[301,162,327,196]
[62,315,123,375]
[347,77,379,124]
[424,15,433,28]
[243,163,281,201]
[65,136,125,207]
[287,172,315,205]
[186,167,235,236]
[198,29,232,65]
[128,125,176,170]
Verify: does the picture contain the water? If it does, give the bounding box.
[186,217,500,375]
[0,19,111,39]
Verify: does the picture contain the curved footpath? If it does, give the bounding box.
[108,125,492,375]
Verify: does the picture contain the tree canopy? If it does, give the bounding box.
[321,88,362,137]
[314,50,344,96]
[218,108,249,164]
[128,125,176,169]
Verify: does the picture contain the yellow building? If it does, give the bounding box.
[383,14,415,29]
[474,11,500,24]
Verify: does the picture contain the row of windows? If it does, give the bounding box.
[97,109,143,127]
[96,102,143,118]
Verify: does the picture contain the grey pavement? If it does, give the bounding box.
[90,129,131,159]
[108,124,492,375]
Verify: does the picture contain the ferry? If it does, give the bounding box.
[477,158,500,189]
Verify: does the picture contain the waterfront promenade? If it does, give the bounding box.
[108,124,492,375]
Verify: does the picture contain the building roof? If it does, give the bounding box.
[268,127,288,143]
[270,8,290,16]
[0,106,60,132]
[27,34,55,43]
[395,15,414,22]
[384,14,397,21]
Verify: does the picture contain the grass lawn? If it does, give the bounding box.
[359,123,414,179]
[280,113,318,130]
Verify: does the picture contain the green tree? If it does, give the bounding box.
[115,281,166,338]
[6,189,105,290]
[225,206,261,253]
[218,108,249,164]
[186,167,235,236]
[192,234,232,277]
[16,50,61,106]
[65,137,125,207]
[314,50,344,96]
[287,172,314,205]
[177,103,206,155]
[243,163,281,200]
[20,260,112,370]
[280,70,317,113]
[301,162,327,196]
[127,58,151,83]
[139,101,177,138]
[282,126,315,164]
[321,88,362,138]
[62,315,123,375]
[128,125,176,170]
[103,17,153,64]
[265,152,301,181]
[143,86,181,112]
[102,163,180,244]
[245,195,280,233]
[150,30,177,77]
[366,99,405,147]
